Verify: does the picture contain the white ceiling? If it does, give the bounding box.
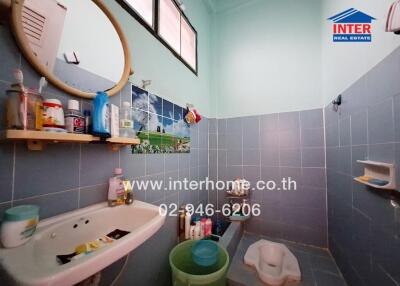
[204,0,253,13]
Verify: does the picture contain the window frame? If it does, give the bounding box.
[117,0,198,75]
[120,0,156,28]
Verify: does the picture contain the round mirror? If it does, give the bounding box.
[10,0,132,98]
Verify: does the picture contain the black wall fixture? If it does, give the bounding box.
[332,94,342,112]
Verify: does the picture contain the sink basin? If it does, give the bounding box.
[0,200,165,286]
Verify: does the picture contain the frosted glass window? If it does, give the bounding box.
[117,0,197,73]
[181,17,196,70]
[158,0,181,53]
[125,0,154,27]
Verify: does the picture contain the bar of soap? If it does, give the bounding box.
[358,176,373,182]
[75,243,90,254]
[368,178,389,186]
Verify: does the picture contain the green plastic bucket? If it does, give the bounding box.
[169,240,229,286]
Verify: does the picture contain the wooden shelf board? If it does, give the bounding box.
[229,214,251,221]
[5,130,95,142]
[107,137,140,145]
[2,130,140,151]
[225,195,249,199]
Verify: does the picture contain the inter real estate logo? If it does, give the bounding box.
[328,8,376,42]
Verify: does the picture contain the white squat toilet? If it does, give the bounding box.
[244,239,301,286]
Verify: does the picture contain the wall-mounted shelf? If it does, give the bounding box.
[354,160,396,190]
[106,136,140,151]
[2,130,140,151]
[225,194,249,199]
[229,214,251,221]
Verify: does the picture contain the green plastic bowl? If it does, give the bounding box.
[169,240,229,286]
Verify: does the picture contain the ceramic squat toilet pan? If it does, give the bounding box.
[244,239,301,286]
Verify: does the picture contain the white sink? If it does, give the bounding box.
[0,200,165,286]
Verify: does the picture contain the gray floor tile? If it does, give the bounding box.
[228,233,347,286]
[310,255,340,275]
[313,270,347,286]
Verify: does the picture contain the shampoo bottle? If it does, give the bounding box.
[200,218,206,238]
[93,92,111,138]
[108,168,125,207]
[205,218,212,236]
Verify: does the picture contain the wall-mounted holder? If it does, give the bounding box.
[354,160,396,190]
[141,80,151,90]
[332,94,342,112]
[225,189,251,222]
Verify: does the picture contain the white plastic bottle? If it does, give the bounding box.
[200,218,206,238]
[194,221,201,240]
[119,101,136,138]
[65,100,84,134]
[185,212,191,239]
[108,168,125,206]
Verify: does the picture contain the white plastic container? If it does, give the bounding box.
[119,101,136,138]
[110,104,119,137]
[184,212,191,240]
[194,221,201,240]
[1,205,39,248]
[65,99,84,134]
[43,99,65,131]
[200,218,206,238]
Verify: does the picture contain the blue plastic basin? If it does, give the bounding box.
[191,240,219,267]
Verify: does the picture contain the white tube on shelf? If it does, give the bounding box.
[184,212,191,240]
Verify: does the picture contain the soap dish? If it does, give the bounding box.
[354,160,396,190]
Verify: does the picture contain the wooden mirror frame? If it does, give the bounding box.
[10,0,133,98]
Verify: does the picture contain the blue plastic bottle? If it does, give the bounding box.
[92,91,111,138]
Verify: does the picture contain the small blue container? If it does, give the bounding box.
[191,240,219,267]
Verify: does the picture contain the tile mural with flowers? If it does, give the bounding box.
[131,84,190,154]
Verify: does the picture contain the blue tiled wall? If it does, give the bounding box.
[0,25,208,285]
[208,109,327,248]
[325,47,400,286]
